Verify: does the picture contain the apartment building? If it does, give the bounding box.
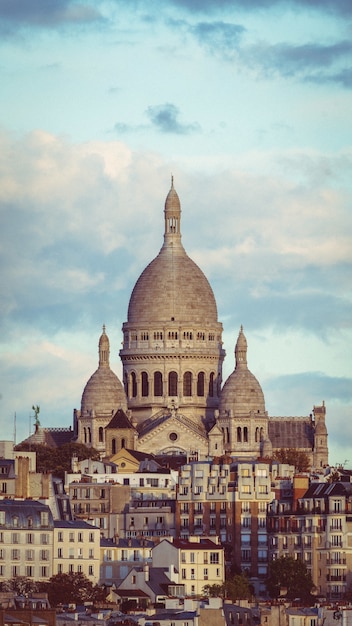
[53,519,101,584]
[100,536,153,584]
[152,537,225,597]
[267,479,352,600]
[176,459,291,597]
[0,499,54,582]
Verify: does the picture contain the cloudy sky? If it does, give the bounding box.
[0,0,351,467]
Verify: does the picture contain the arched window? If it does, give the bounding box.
[226,427,230,444]
[154,371,163,397]
[168,371,178,396]
[141,372,149,397]
[255,427,259,442]
[99,427,104,443]
[88,427,92,443]
[124,373,128,397]
[237,427,242,442]
[197,372,205,397]
[217,373,221,397]
[83,427,87,444]
[112,439,116,455]
[244,427,248,443]
[131,372,137,398]
[183,371,192,396]
[260,427,264,441]
[121,438,126,449]
[209,372,214,397]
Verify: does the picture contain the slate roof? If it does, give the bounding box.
[268,417,314,449]
[106,409,135,430]
[17,427,75,449]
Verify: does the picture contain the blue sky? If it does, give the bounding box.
[0,0,351,466]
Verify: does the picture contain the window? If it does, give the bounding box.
[89,532,94,542]
[58,548,63,558]
[204,568,208,579]
[182,568,186,579]
[26,565,34,577]
[210,552,219,564]
[41,549,49,561]
[40,511,49,526]
[0,511,5,525]
[168,371,178,396]
[131,371,137,397]
[12,532,19,544]
[197,372,205,396]
[142,371,149,397]
[183,371,192,396]
[78,532,83,542]
[41,533,49,544]
[27,532,34,544]
[12,549,20,560]
[89,565,94,576]
[209,372,214,397]
[154,371,163,396]
[132,575,136,584]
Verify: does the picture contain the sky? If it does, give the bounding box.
[0,0,351,467]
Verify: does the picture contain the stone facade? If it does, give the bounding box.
[71,180,328,470]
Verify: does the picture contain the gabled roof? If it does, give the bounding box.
[138,411,207,441]
[106,409,135,430]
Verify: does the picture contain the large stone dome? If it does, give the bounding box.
[220,326,265,417]
[127,180,218,325]
[81,326,127,417]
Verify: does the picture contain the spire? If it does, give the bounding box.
[99,325,110,368]
[163,176,182,247]
[235,325,247,369]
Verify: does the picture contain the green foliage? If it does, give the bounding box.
[266,556,315,601]
[0,576,40,594]
[40,572,105,607]
[273,448,310,472]
[203,573,252,601]
[14,441,100,479]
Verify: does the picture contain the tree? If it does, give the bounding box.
[14,441,100,480]
[266,556,315,602]
[0,576,40,595]
[203,573,252,601]
[273,448,310,473]
[41,572,97,607]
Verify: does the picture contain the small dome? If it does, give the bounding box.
[81,327,127,416]
[220,327,265,416]
[127,180,218,325]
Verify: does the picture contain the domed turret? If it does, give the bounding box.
[77,327,127,451]
[220,326,265,417]
[81,326,127,417]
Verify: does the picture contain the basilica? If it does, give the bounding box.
[69,179,328,470]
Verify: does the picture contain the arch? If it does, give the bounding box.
[124,372,129,397]
[168,371,178,396]
[255,427,259,443]
[121,438,126,449]
[112,438,116,455]
[83,427,87,444]
[209,372,215,397]
[87,427,92,444]
[237,427,242,442]
[244,426,248,443]
[197,372,205,397]
[183,371,192,396]
[260,427,264,441]
[154,371,163,397]
[99,427,104,443]
[141,371,149,397]
[131,372,137,398]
